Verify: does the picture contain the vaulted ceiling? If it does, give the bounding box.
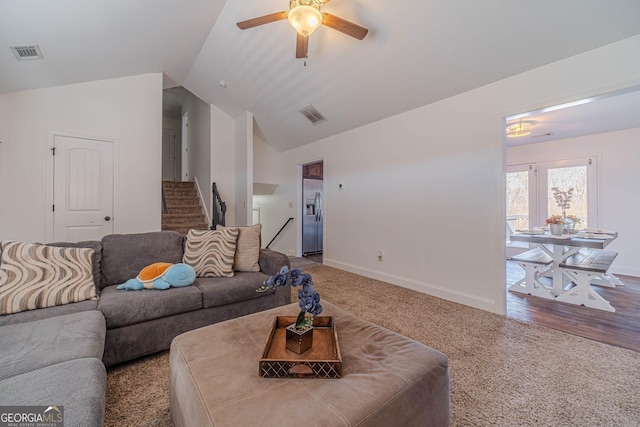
[3,1,640,151]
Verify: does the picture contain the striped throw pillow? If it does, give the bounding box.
[0,241,97,315]
[183,229,239,278]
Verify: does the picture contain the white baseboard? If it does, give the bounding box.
[192,177,211,226]
[323,258,500,313]
[610,265,640,278]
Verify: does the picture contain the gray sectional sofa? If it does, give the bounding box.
[0,311,107,427]
[0,230,291,426]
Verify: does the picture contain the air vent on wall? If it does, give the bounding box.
[298,104,327,125]
[10,45,44,60]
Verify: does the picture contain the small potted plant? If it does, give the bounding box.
[545,214,565,235]
[566,214,582,230]
[258,266,322,354]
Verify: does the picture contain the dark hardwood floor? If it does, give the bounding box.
[303,253,323,263]
[506,261,640,353]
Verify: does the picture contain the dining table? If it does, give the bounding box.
[509,230,623,297]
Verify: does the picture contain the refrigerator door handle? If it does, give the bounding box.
[314,192,319,221]
[317,191,322,222]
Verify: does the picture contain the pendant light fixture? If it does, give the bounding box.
[506,120,535,138]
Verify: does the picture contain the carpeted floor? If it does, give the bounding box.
[105,260,640,426]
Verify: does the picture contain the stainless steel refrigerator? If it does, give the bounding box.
[302,179,323,255]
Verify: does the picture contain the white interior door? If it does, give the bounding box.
[162,128,176,181]
[53,135,114,242]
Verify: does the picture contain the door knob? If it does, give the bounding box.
[104,216,111,221]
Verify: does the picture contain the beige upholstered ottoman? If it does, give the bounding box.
[170,301,450,427]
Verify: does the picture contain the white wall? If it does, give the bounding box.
[264,35,640,314]
[253,193,296,249]
[254,133,281,185]
[0,73,163,242]
[253,132,285,246]
[182,92,212,221]
[234,112,253,226]
[211,105,236,226]
[507,127,640,277]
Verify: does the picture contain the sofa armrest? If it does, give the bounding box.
[258,249,291,276]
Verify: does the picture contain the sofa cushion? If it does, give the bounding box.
[98,284,203,329]
[218,224,261,272]
[48,240,102,294]
[195,272,273,309]
[183,229,238,278]
[0,300,98,326]
[101,231,184,288]
[0,241,97,315]
[0,358,106,427]
[0,311,105,381]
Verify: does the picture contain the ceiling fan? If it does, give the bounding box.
[236,0,368,59]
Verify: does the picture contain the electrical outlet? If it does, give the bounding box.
[288,202,294,208]
[377,249,383,261]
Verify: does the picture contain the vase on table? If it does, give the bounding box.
[550,224,564,236]
[285,324,313,354]
[562,211,574,232]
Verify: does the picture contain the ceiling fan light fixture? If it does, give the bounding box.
[288,2,323,37]
[506,120,535,138]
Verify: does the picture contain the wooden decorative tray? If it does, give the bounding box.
[259,316,342,378]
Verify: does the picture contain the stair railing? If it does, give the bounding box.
[265,217,294,249]
[211,182,227,230]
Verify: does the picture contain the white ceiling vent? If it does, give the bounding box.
[10,45,44,60]
[299,105,327,125]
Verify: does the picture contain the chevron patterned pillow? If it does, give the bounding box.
[0,240,97,315]
[183,228,239,278]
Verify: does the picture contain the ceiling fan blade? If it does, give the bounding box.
[321,13,368,40]
[296,34,309,58]
[237,11,287,30]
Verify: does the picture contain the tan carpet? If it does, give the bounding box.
[105,263,640,426]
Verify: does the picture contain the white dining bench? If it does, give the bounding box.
[508,248,554,299]
[558,249,618,312]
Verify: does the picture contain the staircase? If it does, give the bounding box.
[162,181,209,235]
